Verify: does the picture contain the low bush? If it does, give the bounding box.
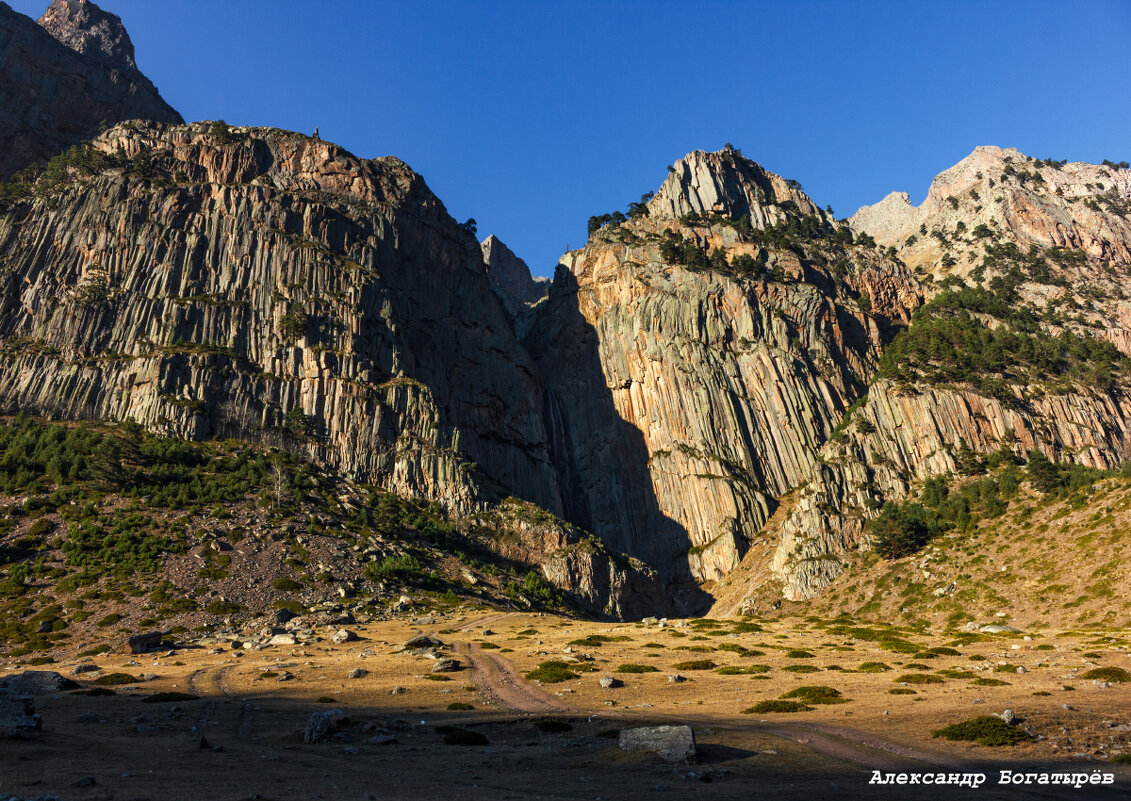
[671,659,716,671]
[1082,666,1130,683]
[743,700,812,713]
[932,716,1032,746]
[525,661,579,683]
[781,685,847,705]
[616,663,658,674]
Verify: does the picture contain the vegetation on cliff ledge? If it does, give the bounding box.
[875,282,1130,400]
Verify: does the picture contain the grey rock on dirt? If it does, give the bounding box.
[619,725,696,762]
[0,671,75,695]
[303,709,348,744]
[128,632,164,654]
[0,690,41,738]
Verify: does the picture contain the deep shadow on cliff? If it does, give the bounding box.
[525,266,714,616]
[0,0,182,180]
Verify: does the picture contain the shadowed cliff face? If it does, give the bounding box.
[0,0,182,180]
[0,121,562,518]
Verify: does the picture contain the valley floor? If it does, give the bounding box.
[2,611,1130,801]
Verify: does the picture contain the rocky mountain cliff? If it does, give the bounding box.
[710,147,1131,609]
[0,4,1128,620]
[480,233,549,320]
[524,148,922,607]
[0,121,567,510]
[0,120,673,617]
[0,0,181,180]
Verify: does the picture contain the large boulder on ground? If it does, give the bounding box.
[619,725,696,763]
[430,658,460,673]
[331,629,358,644]
[403,634,443,651]
[303,709,349,744]
[128,632,164,654]
[0,671,75,695]
[0,690,40,738]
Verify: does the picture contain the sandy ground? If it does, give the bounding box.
[2,611,1130,800]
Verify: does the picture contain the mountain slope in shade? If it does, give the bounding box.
[0,0,182,180]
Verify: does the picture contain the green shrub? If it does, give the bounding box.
[93,672,138,686]
[717,665,771,675]
[1082,667,1130,683]
[858,661,892,673]
[889,688,917,695]
[525,661,579,683]
[971,678,1010,686]
[205,600,240,615]
[781,685,847,704]
[932,716,1032,746]
[142,692,199,703]
[271,577,303,591]
[743,700,812,713]
[435,725,488,746]
[446,702,474,711]
[567,635,631,647]
[672,659,716,671]
[77,645,111,658]
[365,553,423,580]
[782,664,820,673]
[616,663,658,674]
[897,673,944,685]
[785,649,814,659]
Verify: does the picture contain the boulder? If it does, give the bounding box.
[331,629,358,644]
[598,676,622,689]
[303,709,349,744]
[268,633,296,646]
[619,725,696,762]
[403,634,442,651]
[0,671,75,695]
[430,658,460,673]
[0,691,40,738]
[128,631,165,654]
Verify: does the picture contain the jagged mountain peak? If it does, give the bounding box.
[646,147,827,226]
[0,0,181,180]
[480,234,549,317]
[38,0,139,74]
[851,145,1131,280]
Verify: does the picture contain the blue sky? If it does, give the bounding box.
[14,0,1131,276]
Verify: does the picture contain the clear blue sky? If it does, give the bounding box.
[12,0,1131,276]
